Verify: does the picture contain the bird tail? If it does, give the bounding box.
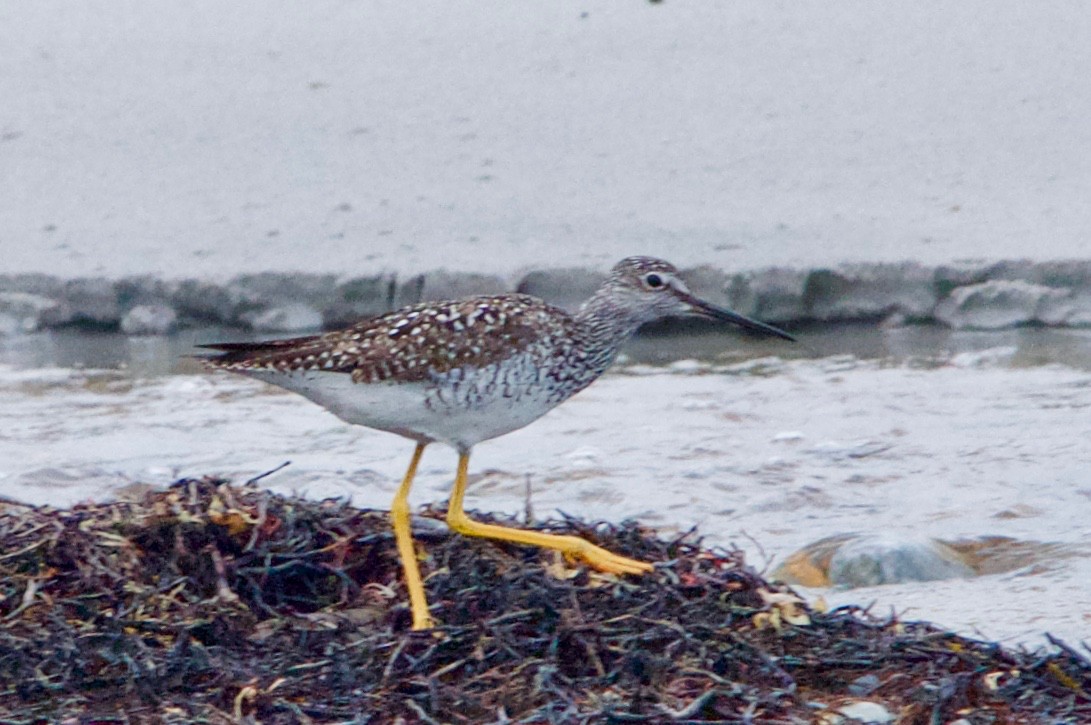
[194,336,321,366]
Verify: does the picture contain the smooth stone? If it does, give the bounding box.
[804,262,936,322]
[241,303,323,333]
[835,700,894,723]
[326,274,397,327]
[120,304,179,336]
[828,535,974,588]
[171,279,235,325]
[63,278,121,325]
[846,674,881,697]
[934,279,1067,330]
[516,267,603,312]
[0,291,72,332]
[724,266,809,324]
[416,271,508,305]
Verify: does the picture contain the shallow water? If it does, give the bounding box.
[1,325,1089,649]
[3,323,1091,374]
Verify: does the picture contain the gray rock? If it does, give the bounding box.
[228,273,340,319]
[115,275,177,308]
[992,258,1091,288]
[1037,290,1091,327]
[417,271,508,305]
[63,278,121,325]
[516,267,602,312]
[241,303,323,333]
[846,674,881,697]
[325,274,397,327]
[120,304,178,336]
[934,279,1068,330]
[171,279,235,325]
[0,291,72,332]
[0,314,18,336]
[804,262,936,322]
[0,273,65,298]
[828,535,974,588]
[834,700,894,723]
[388,270,511,311]
[177,272,339,328]
[724,267,809,323]
[678,265,732,307]
[933,260,997,295]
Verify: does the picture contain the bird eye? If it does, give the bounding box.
[644,273,664,289]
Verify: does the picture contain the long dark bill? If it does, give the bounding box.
[682,293,796,342]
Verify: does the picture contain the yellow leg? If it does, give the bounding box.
[446,451,653,575]
[390,442,435,630]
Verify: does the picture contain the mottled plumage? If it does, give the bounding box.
[201,256,793,629]
[205,294,558,383]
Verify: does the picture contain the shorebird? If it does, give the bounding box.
[202,256,793,629]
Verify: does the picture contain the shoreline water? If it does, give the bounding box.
[1,354,1088,649]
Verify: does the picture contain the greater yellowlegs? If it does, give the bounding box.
[202,256,793,629]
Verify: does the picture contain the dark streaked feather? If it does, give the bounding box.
[200,295,575,384]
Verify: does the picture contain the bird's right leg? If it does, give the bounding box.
[390,442,434,630]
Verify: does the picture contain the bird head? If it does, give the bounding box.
[606,256,795,341]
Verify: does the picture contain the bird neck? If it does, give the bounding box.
[573,287,647,367]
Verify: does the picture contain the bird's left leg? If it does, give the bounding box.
[445,450,653,575]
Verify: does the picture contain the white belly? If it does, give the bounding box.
[239,362,564,451]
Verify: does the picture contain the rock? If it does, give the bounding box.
[215,273,339,328]
[1037,290,1091,327]
[231,273,338,307]
[0,273,65,298]
[0,291,72,332]
[115,276,176,307]
[120,304,178,336]
[846,674,881,697]
[773,533,856,587]
[998,258,1091,288]
[241,303,323,333]
[725,267,808,323]
[777,534,1064,588]
[934,280,1067,330]
[834,700,894,723]
[933,260,997,294]
[804,262,936,321]
[678,265,732,306]
[63,278,121,326]
[399,270,510,310]
[416,271,508,305]
[516,268,603,313]
[326,274,396,326]
[171,279,235,325]
[828,535,974,588]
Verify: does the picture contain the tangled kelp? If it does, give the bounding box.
[0,478,1088,723]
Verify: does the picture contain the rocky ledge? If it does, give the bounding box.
[2,258,1091,336]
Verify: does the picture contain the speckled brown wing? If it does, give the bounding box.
[201,294,575,384]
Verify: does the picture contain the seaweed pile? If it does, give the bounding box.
[0,477,1088,723]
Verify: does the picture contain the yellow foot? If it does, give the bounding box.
[445,450,653,584]
[560,535,655,575]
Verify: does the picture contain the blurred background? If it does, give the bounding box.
[1,1,1089,646]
